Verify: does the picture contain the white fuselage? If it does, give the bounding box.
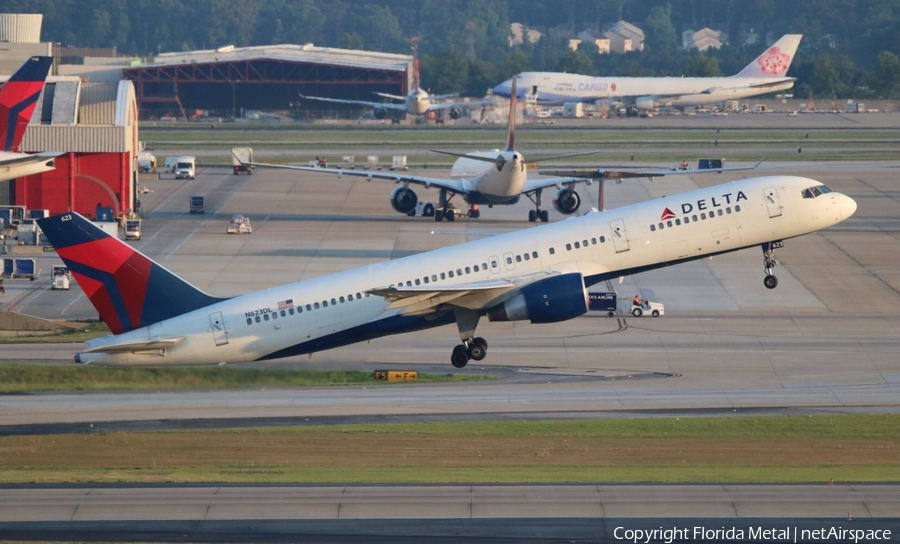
[406,89,432,115]
[79,175,855,366]
[449,150,527,204]
[497,72,795,108]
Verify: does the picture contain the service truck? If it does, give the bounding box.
[174,156,196,180]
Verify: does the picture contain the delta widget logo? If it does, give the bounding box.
[660,208,676,220]
[757,47,791,76]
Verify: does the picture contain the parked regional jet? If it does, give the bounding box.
[240,77,761,223]
[38,172,855,368]
[0,56,60,181]
[493,34,802,112]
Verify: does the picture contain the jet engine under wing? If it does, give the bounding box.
[538,158,765,181]
[240,158,468,194]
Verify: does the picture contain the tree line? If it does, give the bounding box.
[6,0,900,98]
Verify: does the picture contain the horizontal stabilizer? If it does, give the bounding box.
[82,337,185,354]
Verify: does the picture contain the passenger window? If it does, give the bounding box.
[323,300,328,307]
[717,209,723,216]
[255,316,261,323]
[506,256,513,264]
[524,253,530,261]
[272,312,278,319]
[457,269,462,276]
[406,281,412,287]
[566,243,572,250]
[474,265,479,272]
[726,207,732,214]
[306,304,312,311]
[735,205,741,212]
[650,224,656,232]
[441,272,446,279]
[692,215,698,221]
[667,220,673,227]
[684,217,690,224]
[549,247,555,255]
[516,255,522,262]
[340,296,346,302]
[600,236,605,243]
[431,275,437,282]
[701,213,707,220]
[357,293,362,299]
[264,313,270,321]
[314,302,320,309]
[583,240,588,247]
[424,276,430,284]
[591,238,597,245]
[491,260,498,269]
[675,219,681,225]
[281,310,286,317]
[574,241,580,249]
[449,271,454,278]
[658,223,664,230]
[414,279,420,286]
[532,251,538,258]
[465,267,471,273]
[247,318,252,325]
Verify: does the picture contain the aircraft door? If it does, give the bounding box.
[489,255,501,274]
[764,187,783,218]
[209,311,228,346]
[609,219,630,253]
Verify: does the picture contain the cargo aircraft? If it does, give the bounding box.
[0,56,60,181]
[39,169,855,368]
[240,77,761,223]
[494,34,802,112]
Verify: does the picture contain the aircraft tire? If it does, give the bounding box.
[473,337,488,350]
[434,211,443,222]
[540,210,549,222]
[468,343,486,361]
[528,210,537,222]
[446,210,455,222]
[764,275,778,289]
[451,345,470,368]
[423,203,435,217]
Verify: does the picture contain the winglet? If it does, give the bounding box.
[506,76,517,152]
[0,56,52,152]
[735,35,802,78]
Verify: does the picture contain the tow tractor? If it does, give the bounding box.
[630,299,664,317]
[51,265,70,290]
[226,215,252,234]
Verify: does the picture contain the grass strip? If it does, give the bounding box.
[1,415,897,484]
[0,364,487,392]
[0,320,110,344]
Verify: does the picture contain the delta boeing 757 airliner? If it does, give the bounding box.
[38,174,855,368]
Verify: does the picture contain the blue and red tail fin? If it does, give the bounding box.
[37,213,227,335]
[0,56,52,152]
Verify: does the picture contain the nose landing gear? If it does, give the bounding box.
[526,189,550,222]
[762,241,783,289]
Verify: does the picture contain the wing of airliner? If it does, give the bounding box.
[240,159,468,194]
[299,93,411,113]
[536,158,765,183]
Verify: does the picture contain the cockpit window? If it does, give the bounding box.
[801,185,830,199]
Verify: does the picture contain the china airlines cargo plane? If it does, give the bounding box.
[494,34,802,111]
[38,169,855,369]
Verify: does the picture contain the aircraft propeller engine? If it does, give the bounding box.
[390,185,418,214]
[552,187,581,215]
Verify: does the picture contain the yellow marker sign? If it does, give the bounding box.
[525,163,540,169]
[374,370,418,382]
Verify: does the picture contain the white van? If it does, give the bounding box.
[174,156,196,180]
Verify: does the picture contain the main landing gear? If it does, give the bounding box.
[467,205,481,218]
[434,188,456,222]
[526,188,550,222]
[450,309,488,368]
[451,337,488,368]
[762,241,783,289]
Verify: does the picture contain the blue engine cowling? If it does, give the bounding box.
[552,188,581,215]
[449,106,463,120]
[486,273,589,324]
[390,186,418,214]
[373,107,388,120]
